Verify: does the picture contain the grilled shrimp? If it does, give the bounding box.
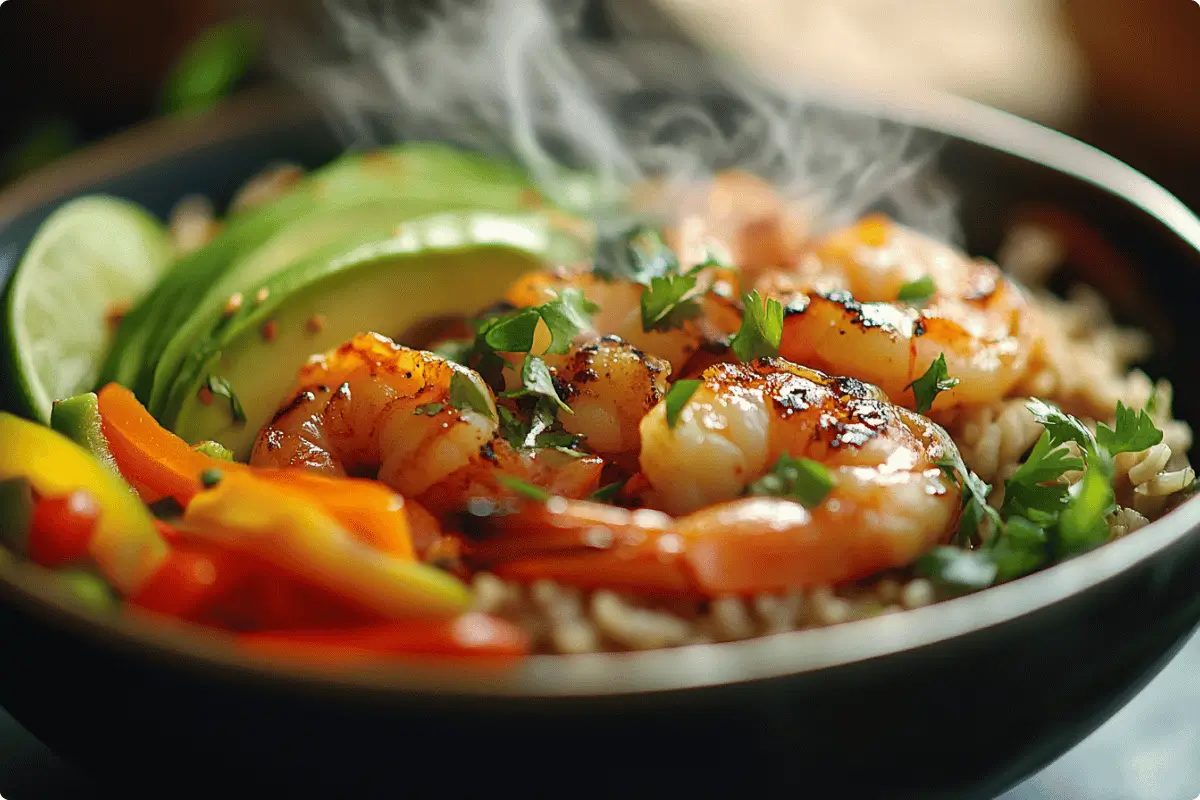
[469,358,962,595]
[520,335,671,463]
[504,264,741,373]
[760,215,1043,411]
[250,332,603,510]
[639,358,959,577]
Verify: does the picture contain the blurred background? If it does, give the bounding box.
[0,0,1197,209]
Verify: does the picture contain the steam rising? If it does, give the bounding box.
[261,0,960,242]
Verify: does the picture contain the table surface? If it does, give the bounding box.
[1,628,1197,800]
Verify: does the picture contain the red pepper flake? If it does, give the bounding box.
[255,287,270,305]
[223,292,244,317]
[261,320,278,342]
[305,313,326,334]
[198,386,214,406]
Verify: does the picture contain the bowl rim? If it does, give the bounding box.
[2,84,1200,700]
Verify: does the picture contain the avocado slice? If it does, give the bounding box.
[108,143,613,404]
[167,212,569,458]
[50,393,120,477]
[146,196,592,417]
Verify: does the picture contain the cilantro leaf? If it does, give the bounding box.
[502,355,571,414]
[593,226,679,284]
[641,272,702,332]
[896,276,936,306]
[537,288,600,355]
[449,371,496,421]
[482,308,541,353]
[432,338,473,365]
[989,515,1048,582]
[496,474,552,502]
[413,403,445,416]
[730,290,784,362]
[916,546,998,594]
[907,354,959,414]
[746,454,835,509]
[1095,401,1164,455]
[498,406,529,449]
[1026,398,1095,451]
[999,430,1080,523]
[936,452,1001,545]
[1056,447,1116,557]
[664,379,702,429]
[590,479,628,503]
[206,375,245,424]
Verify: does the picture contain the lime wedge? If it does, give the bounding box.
[4,196,173,422]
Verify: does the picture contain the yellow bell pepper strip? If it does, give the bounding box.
[96,383,413,558]
[182,471,471,620]
[0,413,167,595]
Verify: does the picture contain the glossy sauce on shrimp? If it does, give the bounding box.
[759,214,1044,411]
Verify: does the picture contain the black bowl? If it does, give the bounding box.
[2,85,1200,800]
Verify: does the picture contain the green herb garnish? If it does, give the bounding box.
[664,379,703,429]
[907,354,960,414]
[896,276,936,306]
[501,356,571,414]
[496,475,552,502]
[916,547,998,594]
[413,403,445,416]
[449,372,496,422]
[730,290,784,362]
[746,454,835,509]
[206,375,246,424]
[641,271,703,332]
[538,289,601,355]
[593,226,680,284]
[1096,401,1164,455]
[590,479,628,503]
[481,308,541,353]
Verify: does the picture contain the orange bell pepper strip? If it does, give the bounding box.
[236,613,530,662]
[96,383,414,558]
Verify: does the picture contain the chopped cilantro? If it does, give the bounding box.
[481,308,541,353]
[999,430,1079,524]
[432,338,473,364]
[989,515,1049,582]
[641,271,703,332]
[449,371,496,422]
[501,355,571,414]
[592,225,679,284]
[590,479,628,503]
[935,451,1001,545]
[1096,401,1164,455]
[896,276,936,306]
[907,354,960,414]
[1026,398,1095,451]
[746,454,835,509]
[206,375,246,424]
[730,291,784,362]
[537,288,600,355]
[496,474,552,502]
[1055,447,1116,558]
[664,379,702,429]
[413,403,445,416]
[497,406,528,449]
[916,547,998,594]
